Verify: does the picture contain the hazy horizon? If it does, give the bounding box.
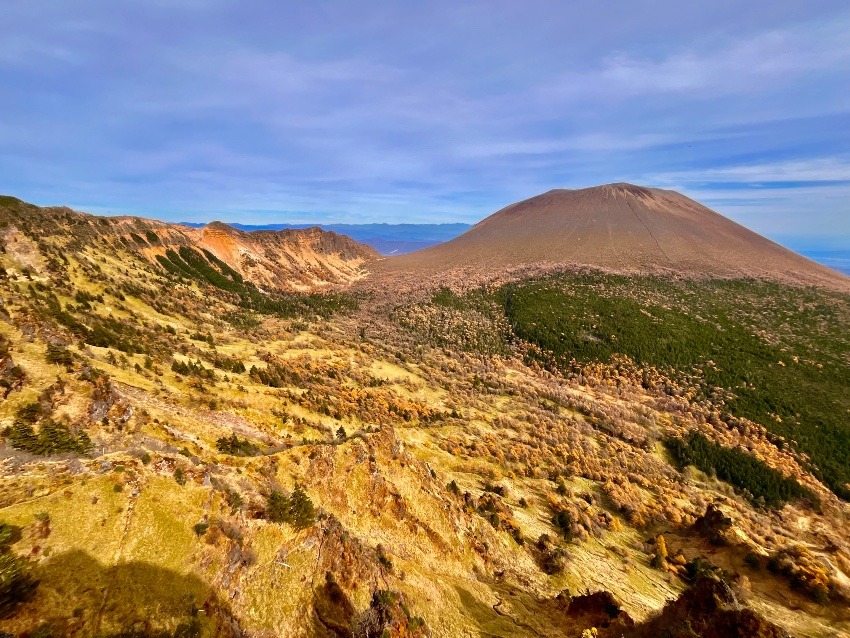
[177,216,850,275]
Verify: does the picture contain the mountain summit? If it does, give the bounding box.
[382,183,849,290]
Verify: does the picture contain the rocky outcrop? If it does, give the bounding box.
[0,336,24,399]
[693,503,734,546]
[623,576,790,638]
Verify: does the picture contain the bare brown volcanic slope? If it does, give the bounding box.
[376,183,850,291]
[0,195,378,290]
[191,221,378,290]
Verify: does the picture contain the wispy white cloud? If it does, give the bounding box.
[651,158,850,184]
[0,1,849,244]
[545,15,850,102]
[457,133,678,159]
[0,34,82,66]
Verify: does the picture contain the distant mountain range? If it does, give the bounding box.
[798,250,850,276]
[179,219,850,278]
[180,221,472,255]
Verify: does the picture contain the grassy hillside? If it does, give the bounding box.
[2,203,850,637]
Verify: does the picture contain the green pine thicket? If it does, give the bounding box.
[417,274,850,501]
[266,485,316,530]
[665,432,815,508]
[156,246,357,319]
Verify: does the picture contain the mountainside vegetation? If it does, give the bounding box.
[1,194,849,637]
[664,431,815,509]
[405,272,850,501]
[499,273,850,500]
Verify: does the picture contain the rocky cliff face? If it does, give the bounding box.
[193,222,378,291]
[0,196,378,292]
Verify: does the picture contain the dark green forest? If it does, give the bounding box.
[429,274,850,500]
[156,245,358,319]
[665,432,814,508]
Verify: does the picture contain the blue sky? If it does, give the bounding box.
[2,1,849,248]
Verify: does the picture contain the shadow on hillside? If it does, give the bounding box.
[456,578,790,638]
[0,549,237,637]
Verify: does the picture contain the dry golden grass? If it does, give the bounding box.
[1,200,848,637]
